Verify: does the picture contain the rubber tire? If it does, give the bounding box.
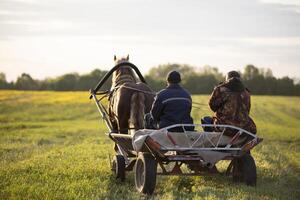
[112,155,126,181]
[134,153,157,195]
[233,154,257,186]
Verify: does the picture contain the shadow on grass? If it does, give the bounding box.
[99,159,299,200]
[97,140,299,199]
[104,172,151,200]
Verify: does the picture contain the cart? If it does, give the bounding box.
[89,62,263,195]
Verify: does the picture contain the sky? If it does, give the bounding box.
[0,0,300,81]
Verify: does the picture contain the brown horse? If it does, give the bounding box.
[109,55,154,134]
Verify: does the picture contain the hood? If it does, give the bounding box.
[222,77,245,92]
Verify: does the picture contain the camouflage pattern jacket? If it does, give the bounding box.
[209,78,257,134]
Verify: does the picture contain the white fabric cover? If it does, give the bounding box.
[132,129,245,152]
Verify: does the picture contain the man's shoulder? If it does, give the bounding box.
[157,85,179,94]
[214,83,230,93]
[177,87,191,99]
[155,88,169,100]
[157,88,168,95]
[157,85,192,97]
[182,87,191,94]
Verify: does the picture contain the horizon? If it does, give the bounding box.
[2,62,299,83]
[1,0,300,82]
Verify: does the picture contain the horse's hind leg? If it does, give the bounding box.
[117,103,130,134]
[111,117,119,133]
[118,117,129,134]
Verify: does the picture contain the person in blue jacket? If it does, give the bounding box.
[145,71,194,131]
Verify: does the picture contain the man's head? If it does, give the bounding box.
[167,71,181,84]
[226,71,241,81]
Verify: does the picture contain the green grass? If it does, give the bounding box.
[0,91,299,199]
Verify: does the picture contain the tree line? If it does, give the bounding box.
[1,64,300,95]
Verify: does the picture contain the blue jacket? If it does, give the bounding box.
[150,84,193,129]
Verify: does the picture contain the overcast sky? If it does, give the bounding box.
[0,0,300,81]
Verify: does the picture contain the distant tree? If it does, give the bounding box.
[92,69,111,91]
[294,84,300,95]
[264,76,277,95]
[146,64,222,94]
[39,78,56,90]
[15,73,39,90]
[182,74,218,94]
[260,68,273,78]
[0,72,5,82]
[54,73,79,91]
[144,75,165,92]
[241,65,300,95]
[242,65,266,94]
[145,63,197,92]
[0,72,9,89]
[75,74,94,91]
[147,63,195,81]
[74,69,108,91]
[276,77,294,95]
[3,64,300,96]
[198,65,224,82]
[243,65,260,81]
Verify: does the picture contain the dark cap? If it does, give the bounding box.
[226,71,240,81]
[167,70,181,84]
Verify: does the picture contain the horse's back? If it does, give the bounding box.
[110,80,155,132]
[128,82,154,110]
[125,82,153,92]
[117,82,154,112]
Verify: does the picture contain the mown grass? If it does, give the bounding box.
[0,91,299,199]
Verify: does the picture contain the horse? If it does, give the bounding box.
[109,55,154,134]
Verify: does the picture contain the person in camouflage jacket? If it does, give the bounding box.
[207,71,256,135]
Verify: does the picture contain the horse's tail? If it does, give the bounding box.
[129,92,145,131]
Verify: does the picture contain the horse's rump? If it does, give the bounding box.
[129,92,145,130]
[109,82,154,133]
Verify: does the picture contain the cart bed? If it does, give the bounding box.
[110,133,136,157]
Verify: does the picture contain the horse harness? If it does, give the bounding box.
[108,75,156,131]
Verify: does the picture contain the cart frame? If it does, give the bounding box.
[89,62,263,194]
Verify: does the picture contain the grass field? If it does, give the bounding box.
[0,91,299,199]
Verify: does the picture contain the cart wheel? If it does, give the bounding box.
[134,153,157,195]
[232,154,257,186]
[112,155,126,181]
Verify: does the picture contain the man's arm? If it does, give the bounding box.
[209,87,223,112]
[150,94,163,122]
[245,88,251,113]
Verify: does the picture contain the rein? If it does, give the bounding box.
[112,85,156,95]
[109,74,155,123]
[111,73,156,95]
